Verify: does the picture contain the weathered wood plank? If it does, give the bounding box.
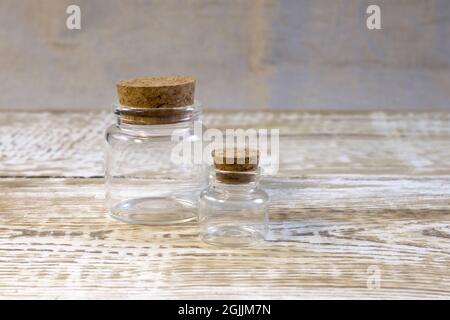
[1,111,449,299]
[0,177,449,299]
[1,111,450,177]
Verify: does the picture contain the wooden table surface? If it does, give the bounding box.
[0,110,449,299]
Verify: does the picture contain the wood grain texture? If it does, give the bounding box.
[2,111,450,177]
[2,1,450,111]
[0,111,449,299]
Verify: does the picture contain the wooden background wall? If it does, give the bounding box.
[0,0,449,111]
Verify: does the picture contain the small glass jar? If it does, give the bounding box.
[199,151,269,247]
[105,77,204,225]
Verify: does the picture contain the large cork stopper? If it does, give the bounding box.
[116,76,196,124]
[212,148,259,183]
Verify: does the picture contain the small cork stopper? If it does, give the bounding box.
[116,76,196,124]
[212,148,259,183]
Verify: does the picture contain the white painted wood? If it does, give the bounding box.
[0,111,449,299]
[1,111,449,176]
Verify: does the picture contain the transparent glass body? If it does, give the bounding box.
[199,168,269,247]
[105,102,205,225]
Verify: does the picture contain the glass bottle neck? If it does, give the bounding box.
[211,180,258,193]
[209,168,260,193]
[112,100,201,136]
[114,101,200,121]
[116,119,195,137]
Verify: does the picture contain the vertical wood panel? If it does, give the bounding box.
[0,0,449,110]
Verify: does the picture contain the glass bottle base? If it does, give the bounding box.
[201,225,265,247]
[109,196,197,225]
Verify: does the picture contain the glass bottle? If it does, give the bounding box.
[105,76,204,225]
[199,148,269,247]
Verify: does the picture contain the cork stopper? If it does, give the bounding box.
[212,148,259,183]
[116,76,196,125]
